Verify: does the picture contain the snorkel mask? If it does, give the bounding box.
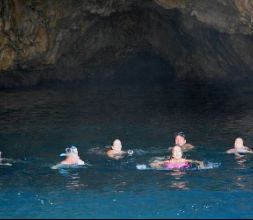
[60,146,78,157]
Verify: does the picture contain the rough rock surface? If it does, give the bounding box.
[0,0,253,87]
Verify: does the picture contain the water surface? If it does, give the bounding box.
[0,80,253,218]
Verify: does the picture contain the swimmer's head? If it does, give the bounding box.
[70,146,78,155]
[172,145,183,159]
[175,132,186,147]
[112,139,122,151]
[234,137,244,149]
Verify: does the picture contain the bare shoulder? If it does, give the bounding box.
[106,149,113,156]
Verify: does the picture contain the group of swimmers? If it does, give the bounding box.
[1,132,253,169]
[56,132,253,170]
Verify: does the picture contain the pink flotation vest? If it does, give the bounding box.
[163,161,191,169]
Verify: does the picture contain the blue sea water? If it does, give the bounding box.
[0,81,253,218]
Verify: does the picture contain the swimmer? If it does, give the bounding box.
[226,137,253,156]
[0,151,12,166]
[60,146,85,165]
[150,145,204,169]
[106,139,133,160]
[169,132,194,152]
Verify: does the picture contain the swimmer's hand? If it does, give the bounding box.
[127,150,134,156]
[198,161,205,168]
[1,158,15,162]
[191,160,204,168]
[51,165,58,169]
[136,164,147,170]
[78,161,85,165]
[226,148,235,154]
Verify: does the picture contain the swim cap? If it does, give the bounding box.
[60,146,78,157]
[70,146,78,154]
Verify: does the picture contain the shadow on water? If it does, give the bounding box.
[0,79,237,158]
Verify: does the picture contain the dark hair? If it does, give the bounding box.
[174,132,186,138]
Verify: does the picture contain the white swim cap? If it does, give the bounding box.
[70,146,78,154]
[60,146,78,157]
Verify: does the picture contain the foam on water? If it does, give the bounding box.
[136,161,221,171]
[51,163,89,170]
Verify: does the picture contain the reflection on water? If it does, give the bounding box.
[64,171,86,190]
[169,170,189,190]
[170,181,188,190]
[1,81,253,218]
[235,176,246,190]
[235,155,247,167]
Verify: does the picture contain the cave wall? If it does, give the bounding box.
[0,0,253,87]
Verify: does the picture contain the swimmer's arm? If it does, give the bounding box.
[187,159,204,167]
[107,149,126,156]
[244,147,253,153]
[247,150,253,154]
[187,144,194,150]
[0,158,14,162]
[78,160,85,165]
[226,150,246,157]
[150,161,165,168]
[226,148,235,154]
[182,144,194,152]
[107,152,124,160]
[0,162,12,166]
[234,152,244,158]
